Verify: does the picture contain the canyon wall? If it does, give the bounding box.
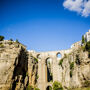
[0,40,90,90]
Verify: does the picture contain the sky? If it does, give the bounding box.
[0,0,90,52]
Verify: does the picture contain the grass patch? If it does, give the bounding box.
[0,43,4,48]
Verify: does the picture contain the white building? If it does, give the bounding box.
[71,41,81,48]
[71,29,90,49]
[84,30,90,42]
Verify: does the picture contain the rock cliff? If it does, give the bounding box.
[58,47,90,89]
[0,41,38,90]
[0,40,90,90]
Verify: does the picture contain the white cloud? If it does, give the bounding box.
[63,0,90,17]
[82,0,90,17]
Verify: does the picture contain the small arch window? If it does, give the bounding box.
[57,53,61,58]
[37,54,41,59]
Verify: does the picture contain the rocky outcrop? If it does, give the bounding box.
[0,40,90,90]
[58,47,90,89]
[0,40,39,90]
[0,41,28,90]
[27,53,38,88]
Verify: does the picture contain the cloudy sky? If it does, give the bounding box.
[63,0,90,17]
[0,0,90,51]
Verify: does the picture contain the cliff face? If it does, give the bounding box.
[0,40,90,90]
[0,41,28,90]
[0,41,38,90]
[58,47,90,89]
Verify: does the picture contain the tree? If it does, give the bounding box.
[85,41,90,58]
[0,36,4,41]
[53,81,63,90]
[10,38,13,41]
[85,41,90,52]
[82,35,85,44]
[16,39,19,43]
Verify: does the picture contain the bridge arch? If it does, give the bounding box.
[45,57,53,82]
[37,54,41,59]
[56,52,62,59]
[45,57,52,65]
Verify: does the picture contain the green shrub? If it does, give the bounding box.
[70,62,74,78]
[34,88,40,90]
[0,43,4,48]
[49,86,52,90]
[36,74,39,80]
[81,45,85,52]
[84,80,90,87]
[8,41,13,45]
[85,41,90,58]
[10,38,13,41]
[26,72,28,76]
[47,86,52,90]
[85,41,90,52]
[59,59,63,66]
[53,81,63,90]
[26,85,33,90]
[70,62,74,70]
[16,39,19,43]
[82,35,85,44]
[34,57,38,63]
[0,36,4,41]
[75,54,80,65]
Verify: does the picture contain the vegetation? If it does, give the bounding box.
[82,45,86,52]
[16,39,19,43]
[70,62,74,78]
[75,54,80,65]
[36,74,39,80]
[8,41,13,45]
[82,35,85,44]
[34,57,38,63]
[84,80,90,87]
[53,81,63,90]
[59,59,63,66]
[70,62,74,70]
[85,41,90,52]
[34,88,40,90]
[0,43,4,48]
[26,85,40,90]
[10,38,13,41]
[0,36,4,41]
[68,87,90,90]
[26,85,33,90]
[26,72,28,76]
[85,41,90,58]
[47,86,52,90]
[58,54,67,67]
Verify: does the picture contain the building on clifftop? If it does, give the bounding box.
[84,29,90,42]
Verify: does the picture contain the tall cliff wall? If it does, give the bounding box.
[0,41,38,90]
[58,47,90,89]
[0,40,90,90]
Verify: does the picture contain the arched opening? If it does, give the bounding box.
[46,58,53,82]
[46,86,52,90]
[57,52,61,58]
[37,54,41,59]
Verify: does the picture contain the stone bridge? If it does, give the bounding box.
[28,49,72,90]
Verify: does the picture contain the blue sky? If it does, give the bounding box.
[0,0,90,51]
